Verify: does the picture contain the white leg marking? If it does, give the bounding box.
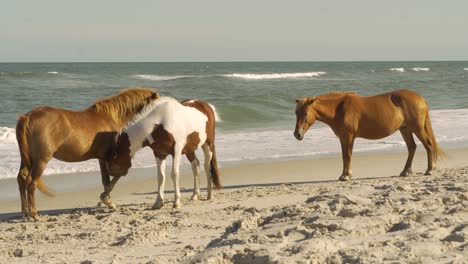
[153,158,166,209]
[172,149,182,208]
[202,144,214,200]
[190,156,201,201]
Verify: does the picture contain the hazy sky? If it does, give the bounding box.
[1,0,467,62]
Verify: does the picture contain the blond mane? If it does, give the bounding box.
[89,87,159,122]
[318,91,357,99]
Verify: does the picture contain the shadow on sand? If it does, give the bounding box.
[0,174,401,222]
[130,174,401,195]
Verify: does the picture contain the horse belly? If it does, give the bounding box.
[357,117,402,140]
[53,141,94,162]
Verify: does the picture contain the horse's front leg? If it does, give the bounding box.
[153,157,166,209]
[98,159,120,209]
[339,136,355,181]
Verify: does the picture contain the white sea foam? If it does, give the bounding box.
[132,74,194,81]
[464,68,468,71]
[47,71,59,74]
[1,109,468,180]
[133,72,327,81]
[389,68,405,72]
[0,127,16,145]
[412,67,430,72]
[224,72,326,80]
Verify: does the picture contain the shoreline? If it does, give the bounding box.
[1,147,467,216]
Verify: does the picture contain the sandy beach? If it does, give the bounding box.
[0,148,467,263]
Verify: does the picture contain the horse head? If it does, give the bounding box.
[294,97,317,140]
[106,132,132,177]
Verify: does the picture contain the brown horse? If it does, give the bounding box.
[106,97,222,209]
[294,89,444,181]
[16,87,159,218]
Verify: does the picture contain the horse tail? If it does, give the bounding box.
[424,109,446,163]
[37,178,55,197]
[16,114,55,197]
[207,103,222,122]
[16,115,32,170]
[210,145,222,189]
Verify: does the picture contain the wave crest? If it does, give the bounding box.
[224,72,326,80]
[132,72,326,81]
[412,67,430,72]
[132,74,195,81]
[389,68,405,72]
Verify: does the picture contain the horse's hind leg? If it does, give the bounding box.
[202,144,214,199]
[17,163,29,216]
[153,157,167,209]
[412,126,434,175]
[186,152,201,201]
[399,126,417,176]
[27,159,48,219]
[171,151,182,209]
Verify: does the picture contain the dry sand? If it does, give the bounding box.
[0,149,467,263]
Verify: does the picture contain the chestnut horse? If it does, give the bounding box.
[294,89,444,181]
[16,87,159,218]
[106,97,222,209]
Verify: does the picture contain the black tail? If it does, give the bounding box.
[210,146,222,189]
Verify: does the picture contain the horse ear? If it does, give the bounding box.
[151,92,158,99]
[305,97,316,106]
[295,99,300,103]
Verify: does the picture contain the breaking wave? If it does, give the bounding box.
[389,68,405,72]
[223,72,326,80]
[131,74,196,81]
[132,72,327,81]
[411,67,430,72]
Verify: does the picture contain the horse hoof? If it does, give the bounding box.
[152,201,164,210]
[190,194,199,201]
[339,175,351,181]
[106,203,117,210]
[400,170,412,177]
[29,212,39,220]
[424,170,432,176]
[100,192,109,202]
[173,204,181,209]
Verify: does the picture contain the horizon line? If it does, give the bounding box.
[1,59,468,64]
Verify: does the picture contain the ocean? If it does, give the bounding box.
[1,61,467,180]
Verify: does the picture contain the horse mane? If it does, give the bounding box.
[124,96,178,129]
[318,91,357,99]
[88,87,159,122]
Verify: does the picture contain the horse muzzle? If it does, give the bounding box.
[294,130,304,141]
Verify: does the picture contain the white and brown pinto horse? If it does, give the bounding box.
[106,97,222,209]
[16,87,159,218]
[294,89,444,181]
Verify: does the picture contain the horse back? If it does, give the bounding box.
[21,106,119,161]
[343,90,427,139]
